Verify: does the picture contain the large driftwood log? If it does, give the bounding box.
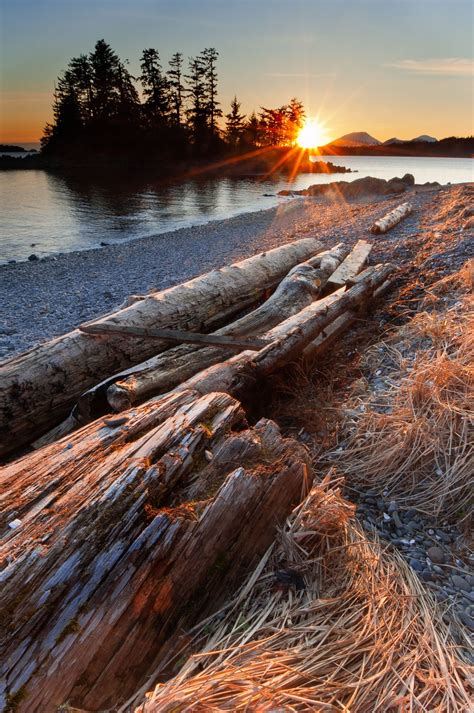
[0,392,310,712]
[370,202,412,234]
[75,244,350,420]
[0,238,322,456]
[180,263,394,399]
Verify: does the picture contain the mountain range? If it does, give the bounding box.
[330,131,438,147]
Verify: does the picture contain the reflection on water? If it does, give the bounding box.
[1,155,472,262]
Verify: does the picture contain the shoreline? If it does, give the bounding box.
[1,184,471,359]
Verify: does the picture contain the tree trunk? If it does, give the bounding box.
[0,238,322,456]
[370,202,412,234]
[1,393,310,712]
[74,244,349,420]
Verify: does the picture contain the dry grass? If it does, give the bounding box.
[330,262,473,521]
[135,478,472,712]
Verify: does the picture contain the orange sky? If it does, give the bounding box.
[1,0,473,145]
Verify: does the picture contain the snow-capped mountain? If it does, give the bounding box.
[331,132,382,147]
[411,135,437,143]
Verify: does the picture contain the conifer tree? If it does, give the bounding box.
[139,48,169,126]
[167,52,184,126]
[225,96,246,148]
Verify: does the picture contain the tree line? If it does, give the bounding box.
[42,39,306,160]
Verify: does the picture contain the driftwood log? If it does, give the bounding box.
[370,202,412,234]
[326,239,371,289]
[0,237,322,456]
[68,244,350,424]
[0,391,310,712]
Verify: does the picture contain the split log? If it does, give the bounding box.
[370,202,412,234]
[74,244,350,421]
[0,238,322,456]
[0,392,310,712]
[325,239,372,289]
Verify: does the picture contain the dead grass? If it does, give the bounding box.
[330,262,473,521]
[135,477,472,712]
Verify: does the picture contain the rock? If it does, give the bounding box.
[427,546,445,564]
[451,575,470,592]
[409,559,424,572]
[8,259,16,264]
[100,241,110,246]
[28,254,39,261]
[420,570,433,582]
[458,611,474,632]
[432,565,444,575]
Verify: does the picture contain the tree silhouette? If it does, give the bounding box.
[201,48,222,141]
[167,52,184,126]
[139,49,169,128]
[185,55,208,151]
[225,96,246,149]
[41,39,308,162]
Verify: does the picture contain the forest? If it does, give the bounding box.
[41,39,306,162]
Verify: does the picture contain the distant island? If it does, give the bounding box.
[1,38,472,173]
[0,144,37,153]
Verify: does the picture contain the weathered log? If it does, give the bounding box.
[0,392,310,712]
[78,244,350,419]
[0,237,322,456]
[325,239,372,289]
[370,202,412,234]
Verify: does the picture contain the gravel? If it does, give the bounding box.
[350,487,474,657]
[0,187,440,360]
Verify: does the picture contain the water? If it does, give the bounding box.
[1,155,472,263]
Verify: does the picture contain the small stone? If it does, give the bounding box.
[410,559,424,572]
[28,254,39,261]
[392,511,403,529]
[427,546,445,564]
[432,565,444,575]
[420,570,433,582]
[100,241,110,246]
[458,611,474,632]
[8,518,22,529]
[428,529,435,535]
[451,575,470,592]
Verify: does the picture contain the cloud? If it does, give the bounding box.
[386,58,473,76]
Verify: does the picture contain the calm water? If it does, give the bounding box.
[1,155,472,263]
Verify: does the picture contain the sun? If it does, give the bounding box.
[296,118,328,149]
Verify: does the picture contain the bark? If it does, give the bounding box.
[326,239,372,289]
[370,202,412,234]
[0,393,310,712]
[0,238,322,456]
[77,244,349,420]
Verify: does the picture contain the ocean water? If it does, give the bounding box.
[1,155,472,263]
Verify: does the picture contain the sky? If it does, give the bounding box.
[1,0,473,145]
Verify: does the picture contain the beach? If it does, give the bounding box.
[2,183,471,359]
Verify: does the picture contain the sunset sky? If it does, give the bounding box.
[1,0,473,145]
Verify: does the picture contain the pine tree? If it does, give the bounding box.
[167,52,184,126]
[185,55,207,148]
[244,111,261,146]
[89,39,122,121]
[225,96,246,148]
[139,48,169,126]
[200,47,222,139]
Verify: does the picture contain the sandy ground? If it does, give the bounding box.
[2,183,472,360]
